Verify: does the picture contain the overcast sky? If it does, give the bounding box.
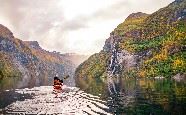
[0,0,174,55]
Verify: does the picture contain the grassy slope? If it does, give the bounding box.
[75,51,110,78]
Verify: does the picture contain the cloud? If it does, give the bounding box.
[0,0,174,54]
[0,0,61,37]
[0,0,88,51]
[62,19,88,31]
[92,1,131,20]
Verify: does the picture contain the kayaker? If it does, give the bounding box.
[53,77,63,98]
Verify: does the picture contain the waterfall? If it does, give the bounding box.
[107,76,117,94]
[106,34,137,76]
[107,35,121,75]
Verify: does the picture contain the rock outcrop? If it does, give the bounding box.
[103,32,138,75]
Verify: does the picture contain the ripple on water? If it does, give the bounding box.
[3,86,111,115]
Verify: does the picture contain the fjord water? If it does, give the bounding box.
[0,77,111,114]
[76,76,186,114]
[1,86,111,114]
[0,76,186,114]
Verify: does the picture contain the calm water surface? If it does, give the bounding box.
[0,76,186,114]
[0,76,110,114]
[76,76,186,115]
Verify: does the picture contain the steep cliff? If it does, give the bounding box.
[75,0,186,79]
[0,24,77,87]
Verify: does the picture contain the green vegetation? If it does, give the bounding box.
[119,36,166,53]
[0,53,21,79]
[139,51,186,78]
[75,51,110,78]
[114,12,148,36]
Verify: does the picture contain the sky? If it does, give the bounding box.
[0,0,174,55]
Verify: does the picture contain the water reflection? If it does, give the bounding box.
[76,76,186,114]
[0,75,74,91]
[0,77,22,91]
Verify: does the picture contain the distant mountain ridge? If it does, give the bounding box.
[61,53,89,67]
[0,24,86,88]
[24,40,89,67]
[75,0,186,81]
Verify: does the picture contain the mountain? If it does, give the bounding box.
[75,0,186,81]
[0,24,85,88]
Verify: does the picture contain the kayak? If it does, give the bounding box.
[53,85,67,94]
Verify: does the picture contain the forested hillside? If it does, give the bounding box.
[76,0,186,79]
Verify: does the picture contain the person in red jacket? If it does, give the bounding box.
[53,77,63,97]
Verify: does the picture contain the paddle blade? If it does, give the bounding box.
[64,75,70,79]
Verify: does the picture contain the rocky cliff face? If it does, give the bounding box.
[0,24,78,88]
[103,32,138,75]
[75,0,186,79]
